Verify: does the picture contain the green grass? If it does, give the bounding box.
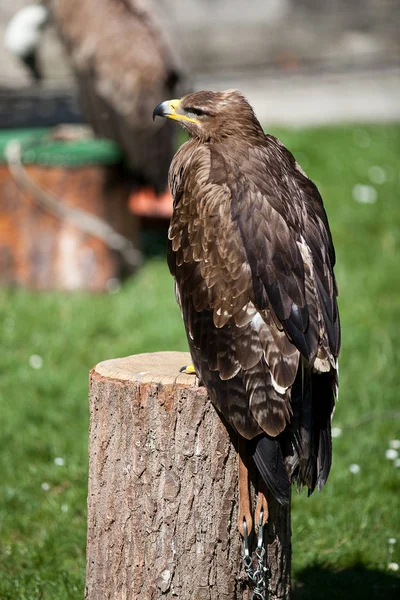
[1,123,400,598]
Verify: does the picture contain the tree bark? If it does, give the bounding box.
[266,492,292,599]
[86,351,291,599]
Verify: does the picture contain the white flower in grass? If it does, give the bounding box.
[388,538,397,545]
[385,449,398,460]
[331,427,342,438]
[389,440,400,450]
[54,457,65,466]
[29,354,43,369]
[388,562,399,572]
[61,504,68,513]
[41,482,50,491]
[349,464,360,474]
[352,184,377,204]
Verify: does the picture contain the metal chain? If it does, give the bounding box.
[242,510,267,600]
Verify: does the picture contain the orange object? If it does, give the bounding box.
[0,164,138,291]
[128,187,173,218]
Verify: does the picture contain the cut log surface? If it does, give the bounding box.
[86,351,291,599]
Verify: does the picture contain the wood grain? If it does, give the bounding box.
[86,352,291,599]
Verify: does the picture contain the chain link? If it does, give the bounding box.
[242,511,267,600]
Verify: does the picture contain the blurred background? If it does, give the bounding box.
[1,0,400,124]
[0,1,399,598]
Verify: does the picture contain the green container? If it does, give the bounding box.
[0,128,122,167]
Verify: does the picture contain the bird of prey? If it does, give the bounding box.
[153,90,340,534]
[47,0,184,194]
[5,1,184,198]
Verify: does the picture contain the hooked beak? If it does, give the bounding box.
[152,99,200,125]
[152,99,180,121]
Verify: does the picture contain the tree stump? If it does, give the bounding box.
[86,351,291,599]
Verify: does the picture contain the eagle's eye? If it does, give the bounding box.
[187,107,206,117]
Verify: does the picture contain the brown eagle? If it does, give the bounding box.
[153,90,340,533]
[46,0,184,195]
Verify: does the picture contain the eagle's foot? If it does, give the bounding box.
[181,364,203,387]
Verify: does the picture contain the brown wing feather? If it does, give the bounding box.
[168,143,298,437]
[168,130,339,498]
[213,137,340,362]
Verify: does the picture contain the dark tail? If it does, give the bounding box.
[250,366,336,503]
[279,367,336,495]
[250,435,290,505]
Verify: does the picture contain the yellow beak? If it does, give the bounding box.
[152,99,200,125]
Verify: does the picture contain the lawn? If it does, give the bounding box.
[0,123,399,599]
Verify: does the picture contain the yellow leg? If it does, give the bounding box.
[237,437,253,536]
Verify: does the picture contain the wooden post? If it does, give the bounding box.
[86,351,291,599]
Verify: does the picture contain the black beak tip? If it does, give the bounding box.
[153,102,163,121]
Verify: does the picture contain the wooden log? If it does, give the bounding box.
[86,351,291,599]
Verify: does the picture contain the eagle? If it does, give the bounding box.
[153,90,340,534]
[46,0,184,194]
[5,1,184,197]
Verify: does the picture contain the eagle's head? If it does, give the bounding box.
[153,89,264,142]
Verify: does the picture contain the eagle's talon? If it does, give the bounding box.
[180,365,203,386]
